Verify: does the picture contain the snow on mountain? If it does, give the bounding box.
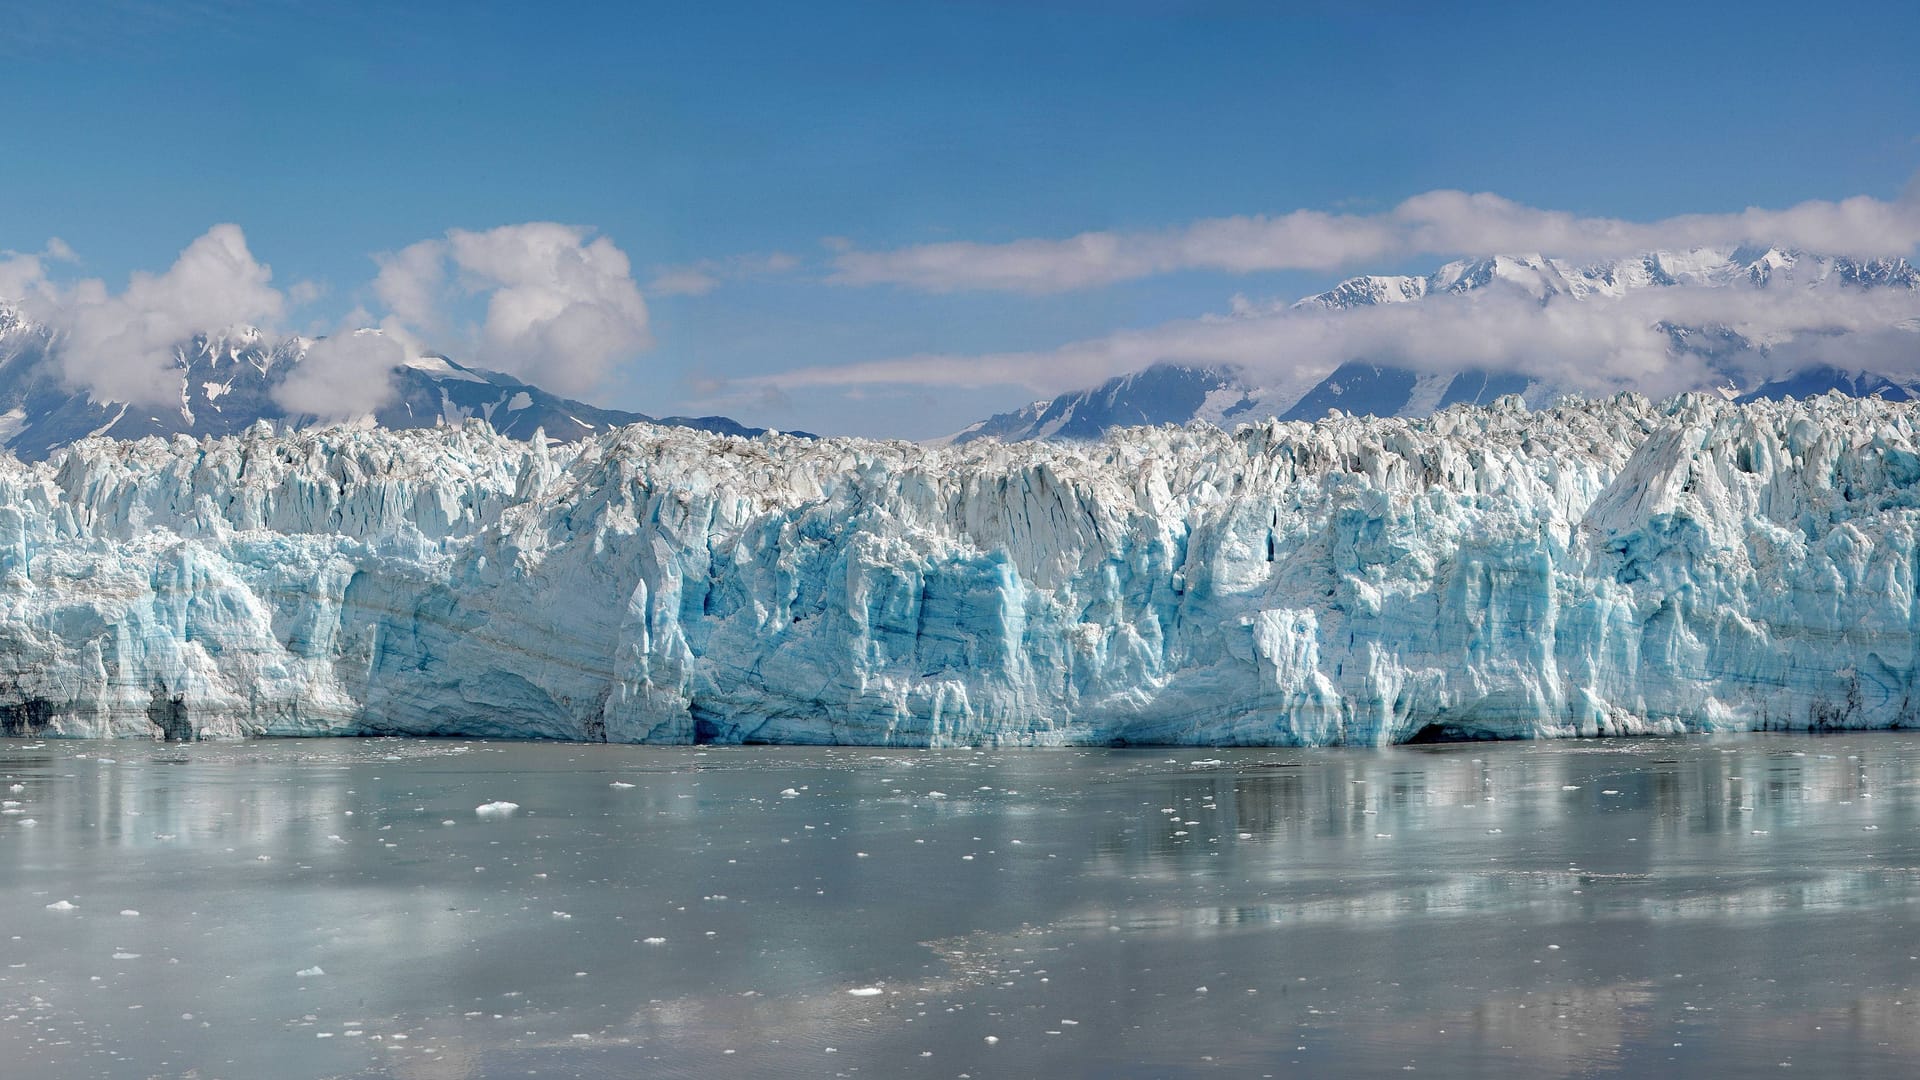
[3,392,1920,746]
[0,307,799,460]
[950,248,1920,444]
[935,364,1302,445]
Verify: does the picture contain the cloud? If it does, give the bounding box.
[3,222,660,417]
[369,223,651,397]
[371,238,450,335]
[0,238,76,305]
[647,267,720,297]
[285,279,326,308]
[0,254,47,304]
[646,251,799,297]
[32,224,284,406]
[830,186,1920,294]
[270,329,406,420]
[742,272,1920,409]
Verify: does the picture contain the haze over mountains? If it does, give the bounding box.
[945,247,1920,444]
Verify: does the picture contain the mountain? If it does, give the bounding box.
[936,363,1289,444]
[948,248,1920,443]
[1,394,1916,745]
[0,306,801,460]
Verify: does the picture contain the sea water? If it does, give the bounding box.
[2,734,1918,1078]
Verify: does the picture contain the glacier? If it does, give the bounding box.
[1,392,1919,746]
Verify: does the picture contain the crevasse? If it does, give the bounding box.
[1,391,1916,746]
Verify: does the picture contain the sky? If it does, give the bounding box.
[3,0,1920,438]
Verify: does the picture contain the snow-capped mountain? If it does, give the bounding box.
[0,307,798,460]
[937,364,1291,444]
[949,248,1920,444]
[3,393,1918,745]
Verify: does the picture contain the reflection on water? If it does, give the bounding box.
[2,734,1919,1078]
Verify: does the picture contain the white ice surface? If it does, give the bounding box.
[0,394,1918,745]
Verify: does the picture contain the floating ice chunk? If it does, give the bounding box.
[296,966,325,977]
[610,782,635,789]
[44,900,75,911]
[643,937,666,945]
[120,910,139,917]
[848,986,884,996]
[475,801,520,817]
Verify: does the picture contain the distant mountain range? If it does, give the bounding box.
[943,248,1920,444]
[0,306,803,460]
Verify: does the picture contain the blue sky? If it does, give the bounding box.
[4,0,1920,437]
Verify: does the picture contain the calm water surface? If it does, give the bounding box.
[3,734,1919,1078]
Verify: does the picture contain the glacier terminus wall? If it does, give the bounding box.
[1,392,1918,745]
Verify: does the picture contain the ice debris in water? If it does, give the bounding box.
[0,396,1919,745]
[296,966,325,978]
[474,801,519,817]
[848,986,884,996]
[44,900,75,911]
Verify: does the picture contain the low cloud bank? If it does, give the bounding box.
[831,187,1920,294]
[750,268,1920,405]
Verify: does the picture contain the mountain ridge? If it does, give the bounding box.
[0,306,807,460]
[947,247,1920,444]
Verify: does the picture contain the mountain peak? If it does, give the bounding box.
[0,315,801,460]
[956,246,1920,445]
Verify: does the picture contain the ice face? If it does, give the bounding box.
[0,392,1916,746]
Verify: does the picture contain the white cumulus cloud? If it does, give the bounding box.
[370,223,651,397]
[271,329,407,421]
[33,224,283,406]
[0,238,78,307]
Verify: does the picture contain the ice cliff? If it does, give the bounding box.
[2,392,1919,745]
